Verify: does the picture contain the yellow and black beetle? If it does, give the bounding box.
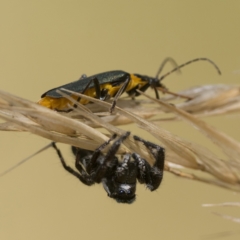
[38,58,221,112]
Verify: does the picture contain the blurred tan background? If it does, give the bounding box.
[1,1,240,239]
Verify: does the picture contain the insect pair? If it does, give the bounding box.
[38,57,221,113]
[35,58,220,202]
[2,57,221,204]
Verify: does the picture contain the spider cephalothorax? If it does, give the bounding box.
[52,132,165,203]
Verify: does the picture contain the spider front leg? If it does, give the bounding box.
[132,136,165,191]
[74,132,130,184]
[92,131,131,182]
[73,134,118,184]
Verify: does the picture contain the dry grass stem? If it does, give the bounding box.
[162,84,240,117]
[212,212,240,224]
[0,83,240,191]
[202,201,240,224]
[203,202,240,207]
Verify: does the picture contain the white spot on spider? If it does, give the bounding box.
[120,184,131,191]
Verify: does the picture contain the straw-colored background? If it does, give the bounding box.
[1,1,240,239]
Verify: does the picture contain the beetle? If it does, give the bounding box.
[38,58,221,112]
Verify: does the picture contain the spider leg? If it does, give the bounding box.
[51,142,94,186]
[91,131,131,182]
[73,133,119,184]
[132,153,153,187]
[103,132,130,166]
[133,136,165,191]
[115,153,137,181]
[84,133,117,173]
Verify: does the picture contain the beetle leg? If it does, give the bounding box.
[74,77,101,108]
[110,77,130,113]
[78,74,87,80]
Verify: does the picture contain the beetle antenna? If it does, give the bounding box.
[155,57,181,79]
[0,143,53,177]
[158,58,221,82]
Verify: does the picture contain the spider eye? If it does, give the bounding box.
[118,189,125,195]
[116,185,136,204]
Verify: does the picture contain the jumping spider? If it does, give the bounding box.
[52,132,165,203]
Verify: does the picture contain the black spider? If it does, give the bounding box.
[52,132,165,203]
